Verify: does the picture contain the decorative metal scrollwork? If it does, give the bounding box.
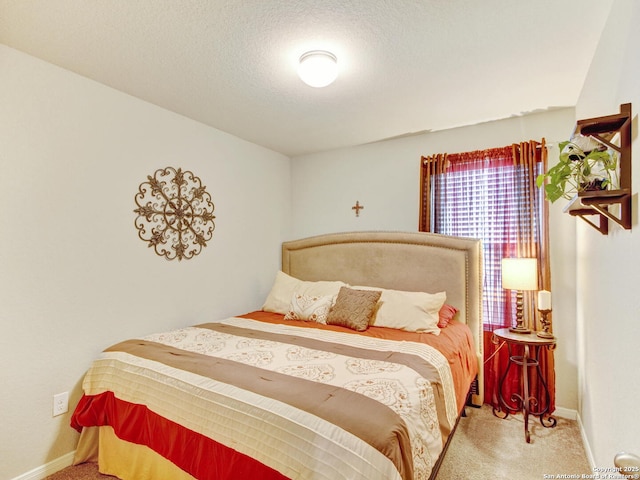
[134,167,215,261]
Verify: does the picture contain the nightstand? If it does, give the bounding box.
[491,328,557,443]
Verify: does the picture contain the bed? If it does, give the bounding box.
[71,230,483,480]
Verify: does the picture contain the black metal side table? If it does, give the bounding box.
[491,328,557,443]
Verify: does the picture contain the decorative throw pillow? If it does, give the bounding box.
[326,287,382,332]
[284,293,334,324]
[438,304,459,328]
[354,285,446,334]
[262,271,347,315]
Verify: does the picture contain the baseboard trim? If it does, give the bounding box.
[10,451,75,480]
[554,406,578,420]
[554,407,595,469]
[576,412,596,470]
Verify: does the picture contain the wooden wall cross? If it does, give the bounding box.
[352,201,364,217]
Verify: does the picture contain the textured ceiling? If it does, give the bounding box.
[0,0,614,157]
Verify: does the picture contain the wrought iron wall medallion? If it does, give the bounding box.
[134,167,216,261]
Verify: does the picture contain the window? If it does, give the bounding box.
[434,160,543,329]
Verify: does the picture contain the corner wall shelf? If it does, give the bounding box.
[563,103,632,235]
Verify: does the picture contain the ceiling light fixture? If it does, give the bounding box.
[297,50,338,88]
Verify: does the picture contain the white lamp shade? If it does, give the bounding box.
[501,258,538,290]
[298,51,338,88]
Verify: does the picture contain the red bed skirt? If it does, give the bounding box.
[72,391,289,480]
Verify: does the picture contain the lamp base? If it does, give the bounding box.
[509,325,532,334]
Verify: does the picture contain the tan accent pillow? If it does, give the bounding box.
[326,287,382,332]
[262,271,347,315]
[355,285,446,334]
[284,293,335,324]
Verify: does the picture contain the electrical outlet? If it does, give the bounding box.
[53,392,69,417]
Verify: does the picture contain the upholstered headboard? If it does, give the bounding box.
[282,230,484,405]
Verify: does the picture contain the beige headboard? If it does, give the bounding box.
[282,230,484,405]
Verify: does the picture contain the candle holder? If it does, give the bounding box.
[537,309,554,338]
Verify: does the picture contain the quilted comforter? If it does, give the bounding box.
[71,316,462,480]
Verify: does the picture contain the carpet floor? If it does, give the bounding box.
[46,405,591,479]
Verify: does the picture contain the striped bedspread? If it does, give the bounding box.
[71,316,458,480]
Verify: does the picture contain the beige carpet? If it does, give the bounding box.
[438,405,591,479]
[47,405,591,479]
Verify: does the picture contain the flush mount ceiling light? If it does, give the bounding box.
[297,50,338,88]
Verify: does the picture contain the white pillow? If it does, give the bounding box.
[263,271,347,315]
[354,285,446,334]
[284,292,335,324]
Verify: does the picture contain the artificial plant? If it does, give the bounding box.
[536,134,618,203]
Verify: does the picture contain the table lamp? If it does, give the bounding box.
[502,257,538,334]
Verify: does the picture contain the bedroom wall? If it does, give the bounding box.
[290,108,580,415]
[0,45,291,480]
[573,0,640,469]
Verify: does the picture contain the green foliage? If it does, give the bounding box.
[536,139,618,203]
